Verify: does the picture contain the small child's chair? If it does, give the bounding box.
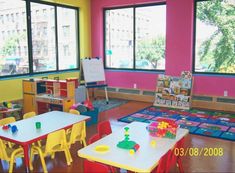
[88,134,100,144]
[0,117,15,126]
[67,121,87,148]
[23,111,36,119]
[83,159,111,173]
[69,109,80,115]
[97,120,112,138]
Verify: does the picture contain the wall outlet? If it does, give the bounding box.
[133,83,137,89]
[224,90,228,97]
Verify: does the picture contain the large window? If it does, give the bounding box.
[194,0,235,74]
[0,0,29,76]
[0,0,79,77]
[57,7,78,70]
[104,4,166,70]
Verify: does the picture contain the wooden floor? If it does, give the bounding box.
[0,101,234,173]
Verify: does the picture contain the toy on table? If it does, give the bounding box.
[146,119,178,139]
[35,122,41,129]
[94,145,110,153]
[2,124,18,134]
[117,127,140,155]
[2,124,11,130]
[150,140,156,147]
[2,125,9,130]
[11,125,18,133]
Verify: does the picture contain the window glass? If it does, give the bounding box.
[105,8,134,68]
[57,7,78,70]
[135,5,166,70]
[31,3,56,72]
[0,0,29,76]
[194,0,235,74]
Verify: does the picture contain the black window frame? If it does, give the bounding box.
[103,2,166,72]
[193,0,235,76]
[0,0,80,79]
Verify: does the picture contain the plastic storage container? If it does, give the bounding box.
[83,107,99,126]
[146,120,178,139]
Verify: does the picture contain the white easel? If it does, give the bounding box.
[81,58,109,104]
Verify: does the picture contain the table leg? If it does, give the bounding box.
[23,144,30,173]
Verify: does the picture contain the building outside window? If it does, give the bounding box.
[57,7,78,70]
[0,0,29,76]
[104,3,166,70]
[0,0,79,77]
[194,0,235,74]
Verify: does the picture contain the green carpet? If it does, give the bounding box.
[92,99,128,112]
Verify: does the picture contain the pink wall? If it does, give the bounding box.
[91,0,235,97]
[165,0,194,76]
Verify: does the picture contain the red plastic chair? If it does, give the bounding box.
[83,159,111,173]
[166,137,185,173]
[88,134,100,144]
[97,120,112,138]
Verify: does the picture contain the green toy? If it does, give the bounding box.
[117,127,137,149]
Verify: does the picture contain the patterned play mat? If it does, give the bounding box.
[118,106,235,141]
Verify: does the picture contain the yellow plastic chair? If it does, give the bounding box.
[67,109,80,134]
[0,117,16,126]
[23,111,36,119]
[69,109,80,115]
[31,129,72,166]
[67,121,87,148]
[0,139,47,173]
[0,117,16,148]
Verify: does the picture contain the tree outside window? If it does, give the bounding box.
[194,0,235,74]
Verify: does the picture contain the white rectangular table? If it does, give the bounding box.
[0,111,90,172]
[78,121,189,173]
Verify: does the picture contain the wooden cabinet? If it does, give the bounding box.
[23,80,37,113]
[23,81,36,94]
[23,94,36,113]
[23,78,76,114]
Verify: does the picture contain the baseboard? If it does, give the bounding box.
[191,95,235,112]
[95,87,235,112]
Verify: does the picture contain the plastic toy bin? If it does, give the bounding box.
[146,120,178,139]
[82,107,99,126]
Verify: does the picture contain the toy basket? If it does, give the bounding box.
[146,119,178,139]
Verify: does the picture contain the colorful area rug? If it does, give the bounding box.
[93,99,128,112]
[118,106,235,141]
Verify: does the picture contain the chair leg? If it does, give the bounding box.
[37,149,48,173]
[29,150,34,171]
[37,140,42,147]
[9,154,16,173]
[51,152,55,159]
[64,149,71,165]
[67,147,73,163]
[31,146,47,173]
[8,142,13,148]
[82,138,87,147]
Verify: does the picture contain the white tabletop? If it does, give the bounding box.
[78,121,189,173]
[0,111,89,144]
